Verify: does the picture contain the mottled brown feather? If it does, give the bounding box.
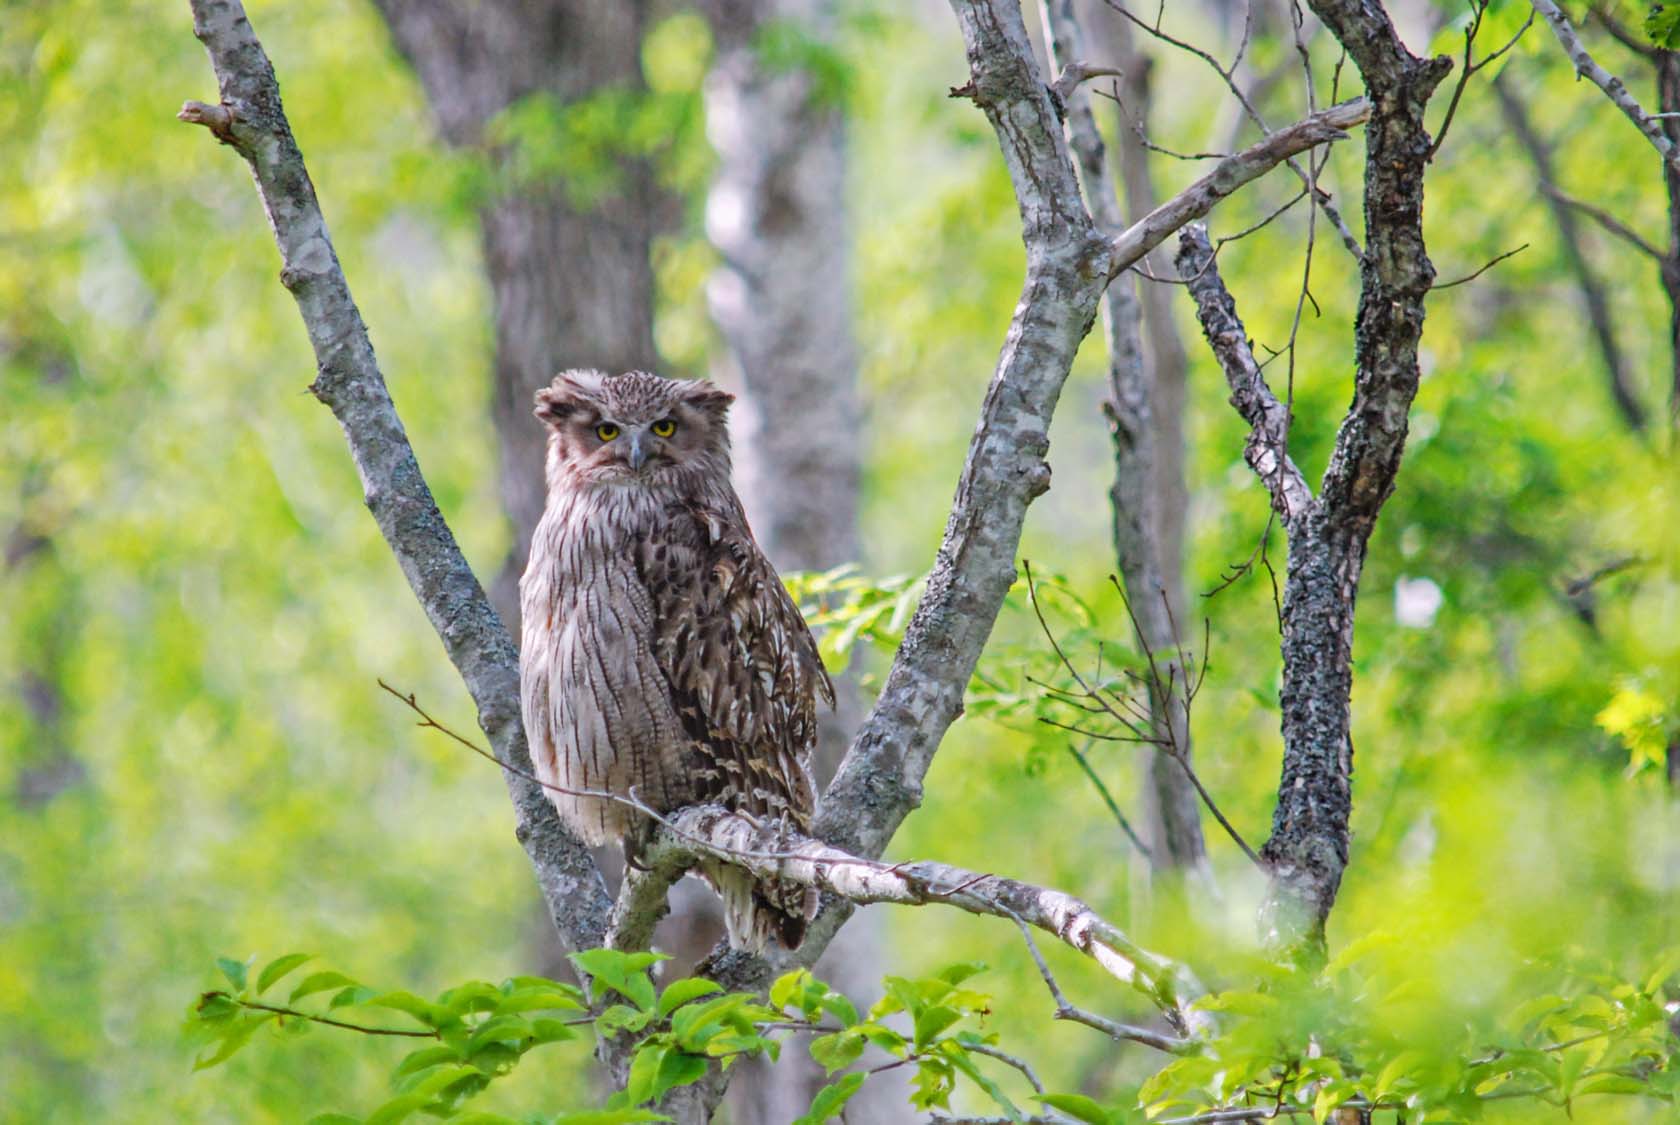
[519,370,831,950]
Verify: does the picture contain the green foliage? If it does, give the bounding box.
[10,0,1680,1121]
[181,955,1042,1123]
[184,956,587,1122]
[783,565,926,676]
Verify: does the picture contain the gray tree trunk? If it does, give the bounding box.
[1055,0,1208,876]
[369,0,664,630]
[698,3,898,1120]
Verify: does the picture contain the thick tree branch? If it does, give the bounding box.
[1174,225,1314,528]
[1531,0,1680,174]
[178,0,613,955]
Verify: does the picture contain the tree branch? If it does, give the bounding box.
[1173,225,1313,529]
[178,0,613,957]
[639,804,1201,1037]
[1531,0,1680,174]
[1241,0,1450,952]
[1110,99,1370,274]
[1009,913,1192,1053]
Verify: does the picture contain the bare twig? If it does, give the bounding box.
[965,1041,1046,1094]
[1023,564,1262,868]
[1429,2,1536,158]
[201,993,437,1038]
[1101,0,1365,260]
[1109,99,1369,274]
[1432,242,1530,289]
[1542,184,1666,261]
[1065,742,1154,859]
[1051,60,1124,103]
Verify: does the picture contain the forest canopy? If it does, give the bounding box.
[4,0,1679,1122]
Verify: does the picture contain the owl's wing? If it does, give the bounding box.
[637,497,834,830]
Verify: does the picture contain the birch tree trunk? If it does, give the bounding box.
[698,3,899,1119]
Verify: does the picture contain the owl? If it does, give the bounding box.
[518,369,834,951]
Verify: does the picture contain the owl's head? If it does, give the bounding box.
[534,369,734,488]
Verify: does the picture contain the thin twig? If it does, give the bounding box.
[1429,3,1536,159]
[1008,914,1190,1054]
[1432,242,1529,289]
[1542,184,1666,260]
[205,993,437,1038]
[1065,742,1154,859]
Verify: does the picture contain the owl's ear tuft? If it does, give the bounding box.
[677,379,734,420]
[534,369,604,427]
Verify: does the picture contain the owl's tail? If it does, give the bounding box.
[701,860,817,953]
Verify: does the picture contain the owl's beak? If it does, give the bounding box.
[627,432,649,472]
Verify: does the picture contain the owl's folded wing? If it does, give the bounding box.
[637,497,833,829]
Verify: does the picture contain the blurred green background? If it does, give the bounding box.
[3,0,1678,1120]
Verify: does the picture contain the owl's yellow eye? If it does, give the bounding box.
[651,418,677,438]
[595,422,620,442]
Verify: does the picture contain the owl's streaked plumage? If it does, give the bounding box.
[518,369,833,950]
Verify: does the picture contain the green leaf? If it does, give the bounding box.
[1645,948,1680,993]
[550,1111,671,1124]
[363,991,441,1027]
[530,1017,580,1045]
[1648,3,1680,48]
[216,956,250,993]
[770,970,809,1012]
[809,1030,866,1074]
[1038,1093,1112,1125]
[496,987,585,1015]
[330,986,379,1010]
[192,1012,271,1070]
[256,953,314,995]
[819,993,859,1028]
[650,1050,709,1101]
[438,981,503,1017]
[658,978,723,1016]
[393,1045,460,1081]
[291,971,360,1004]
[943,1041,1020,1120]
[1576,1072,1653,1095]
[597,1003,655,1038]
[913,1005,962,1049]
[936,961,987,986]
[306,1116,363,1125]
[365,1092,428,1125]
[626,1043,668,1105]
[794,1072,865,1125]
[571,949,661,1012]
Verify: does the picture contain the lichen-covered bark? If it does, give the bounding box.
[1259,0,1449,952]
